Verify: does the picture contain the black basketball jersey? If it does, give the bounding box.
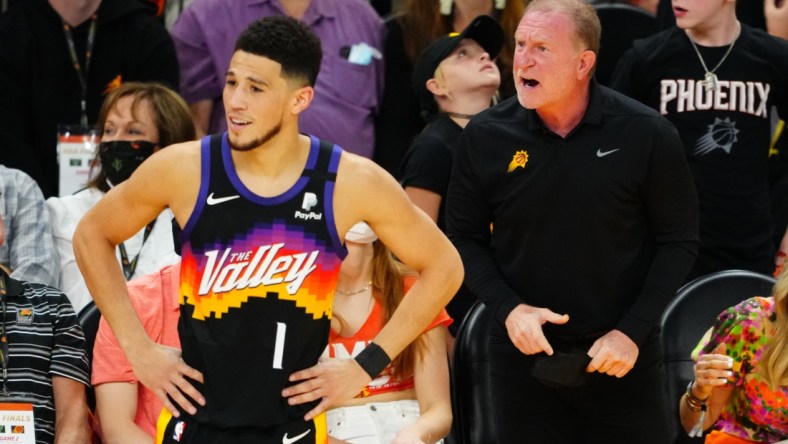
[178,133,346,428]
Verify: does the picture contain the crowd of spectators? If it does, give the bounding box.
[0,0,787,442]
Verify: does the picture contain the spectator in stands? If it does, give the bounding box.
[0,212,91,443]
[47,82,193,313]
[373,0,526,176]
[610,0,788,280]
[400,15,502,342]
[0,0,179,197]
[324,222,452,444]
[170,0,384,158]
[445,0,699,441]
[680,265,788,442]
[0,165,58,288]
[92,262,180,443]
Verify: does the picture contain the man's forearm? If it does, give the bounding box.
[54,413,90,444]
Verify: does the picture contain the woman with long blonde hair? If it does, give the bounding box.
[680,266,788,442]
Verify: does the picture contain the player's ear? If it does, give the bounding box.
[290,86,314,115]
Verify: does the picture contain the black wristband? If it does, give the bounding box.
[355,342,391,379]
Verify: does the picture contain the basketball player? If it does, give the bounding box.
[611,0,788,280]
[73,16,463,444]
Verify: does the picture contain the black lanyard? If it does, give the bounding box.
[0,275,9,397]
[62,14,98,127]
[117,220,157,281]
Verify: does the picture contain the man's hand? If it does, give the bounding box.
[586,330,638,377]
[130,342,205,416]
[284,358,372,420]
[505,304,569,355]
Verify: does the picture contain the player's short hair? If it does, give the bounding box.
[234,16,323,87]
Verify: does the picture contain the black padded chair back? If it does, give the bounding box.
[593,3,658,86]
[77,301,101,411]
[451,301,496,444]
[660,270,776,444]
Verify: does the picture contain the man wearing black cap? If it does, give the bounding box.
[399,15,502,343]
[445,0,699,442]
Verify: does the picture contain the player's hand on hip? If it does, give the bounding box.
[284,358,371,420]
[505,304,569,356]
[131,342,205,417]
[586,329,639,377]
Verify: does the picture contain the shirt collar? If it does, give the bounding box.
[524,78,604,135]
[0,268,24,298]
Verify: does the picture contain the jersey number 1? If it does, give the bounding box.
[273,322,286,369]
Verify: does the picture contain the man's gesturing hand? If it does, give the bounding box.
[505,304,569,355]
[586,329,639,378]
[284,358,372,420]
[131,343,205,417]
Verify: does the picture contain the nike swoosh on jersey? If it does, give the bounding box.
[596,148,620,158]
[282,429,311,444]
[206,192,241,205]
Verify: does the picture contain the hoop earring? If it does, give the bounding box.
[440,0,452,16]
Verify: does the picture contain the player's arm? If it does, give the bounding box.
[73,142,204,415]
[285,155,463,418]
[341,155,462,370]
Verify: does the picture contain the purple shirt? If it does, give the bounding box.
[171,0,384,158]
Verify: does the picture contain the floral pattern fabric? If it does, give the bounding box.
[695,297,788,442]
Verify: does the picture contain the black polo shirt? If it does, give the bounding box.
[446,82,699,346]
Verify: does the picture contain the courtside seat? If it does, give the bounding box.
[77,301,101,411]
[451,301,497,444]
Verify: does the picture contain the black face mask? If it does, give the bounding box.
[99,140,156,186]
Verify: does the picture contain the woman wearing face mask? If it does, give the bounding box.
[46,82,195,313]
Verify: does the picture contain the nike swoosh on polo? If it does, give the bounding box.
[596,148,620,158]
[206,192,241,205]
[282,429,311,444]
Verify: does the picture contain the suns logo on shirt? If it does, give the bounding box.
[508,150,529,172]
[17,308,34,325]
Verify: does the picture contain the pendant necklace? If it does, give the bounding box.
[687,23,739,93]
[336,281,373,296]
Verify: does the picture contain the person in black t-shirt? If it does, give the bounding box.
[611,0,788,280]
[0,0,179,198]
[400,15,502,341]
[445,0,699,441]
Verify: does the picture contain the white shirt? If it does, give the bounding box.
[46,187,180,313]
